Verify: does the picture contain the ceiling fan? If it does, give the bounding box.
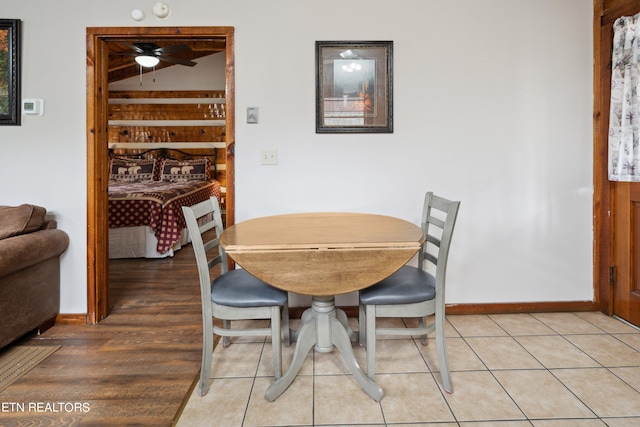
[119,42,197,68]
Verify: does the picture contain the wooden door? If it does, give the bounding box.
[612,183,640,325]
[596,1,640,325]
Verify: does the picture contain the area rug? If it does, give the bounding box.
[0,345,60,393]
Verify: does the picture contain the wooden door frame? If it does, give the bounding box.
[86,27,236,324]
[593,0,612,315]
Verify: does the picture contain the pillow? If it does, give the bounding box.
[0,204,47,240]
[159,158,209,182]
[109,158,156,182]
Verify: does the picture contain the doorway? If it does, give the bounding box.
[86,27,236,323]
[594,1,640,326]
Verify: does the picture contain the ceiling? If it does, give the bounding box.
[107,37,226,83]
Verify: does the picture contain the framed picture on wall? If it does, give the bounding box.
[0,19,20,126]
[315,40,393,133]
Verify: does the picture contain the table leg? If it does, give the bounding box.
[264,317,316,402]
[330,316,383,402]
[264,295,383,402]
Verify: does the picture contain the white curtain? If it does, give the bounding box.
[609,14,640,181]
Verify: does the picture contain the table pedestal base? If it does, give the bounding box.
[264,295,383,402]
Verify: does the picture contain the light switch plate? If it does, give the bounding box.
[247,107,258,124]
[261,149,277,165]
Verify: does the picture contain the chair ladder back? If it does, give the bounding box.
[420,192,461,288]
[182,197,226,316]
[427,215,446,230]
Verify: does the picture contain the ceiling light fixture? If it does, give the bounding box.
[135,55,160,68]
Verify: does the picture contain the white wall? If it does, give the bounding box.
[0,0,594,314]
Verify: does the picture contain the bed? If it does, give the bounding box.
[108,153,221,259]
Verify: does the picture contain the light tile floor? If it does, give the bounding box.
[177,312,640,427]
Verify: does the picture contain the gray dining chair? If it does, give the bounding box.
[358,191,460,393]
[182,197,290,396]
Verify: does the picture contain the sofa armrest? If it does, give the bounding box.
[0,229,69,279]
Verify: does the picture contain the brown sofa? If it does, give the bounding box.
[0,204,69,349]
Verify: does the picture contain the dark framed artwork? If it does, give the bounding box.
[0,19,20,126]
[316,40,393,133]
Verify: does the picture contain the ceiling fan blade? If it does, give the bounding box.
[158,55,197,67]
[120,42,145,53]
[134,42,160,52]
[155,44,192,55]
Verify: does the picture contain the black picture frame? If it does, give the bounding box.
[0,19,20,126]
[316,40,393,133]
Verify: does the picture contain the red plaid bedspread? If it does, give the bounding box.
[108,180,221,253]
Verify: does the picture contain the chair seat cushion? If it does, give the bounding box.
[359,266,436,305]
[211,269,288,307]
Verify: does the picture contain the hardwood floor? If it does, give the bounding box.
[0,246,204,426]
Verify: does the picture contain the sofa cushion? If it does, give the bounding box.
[0,204,47,240]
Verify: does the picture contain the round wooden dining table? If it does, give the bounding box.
[220,212,424,402]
